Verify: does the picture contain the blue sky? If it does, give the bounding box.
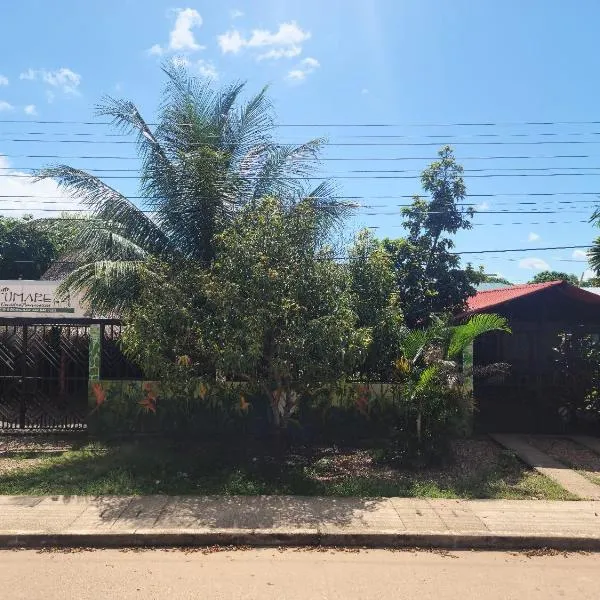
[1,0,599,282]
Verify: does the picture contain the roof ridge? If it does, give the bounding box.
[475,280,562,295]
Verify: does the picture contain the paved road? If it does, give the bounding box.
[1,549,599,599]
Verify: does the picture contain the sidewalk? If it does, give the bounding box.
[1,495,599,550]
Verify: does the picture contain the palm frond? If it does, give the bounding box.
[59,260,152,316]
[35,166,172,257]
[74,222,149,262]
[447,313,511,358]
[589,237,600,275]
[251,139,325,200]
[415,365,440,394]
[399,328,429,364]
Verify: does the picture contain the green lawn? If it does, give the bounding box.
[0,436,575,500]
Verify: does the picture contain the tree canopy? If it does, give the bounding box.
[36,65,346,314]
[528,271,580,286]
[380,146,482,327]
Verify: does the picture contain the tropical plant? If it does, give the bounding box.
[121,196,370,433]
[347,229,404,379]
[35,65,345,313]
[381,146,482,327]
[591,205,600,276]
[552,332,600,427]
[395,314,511,448]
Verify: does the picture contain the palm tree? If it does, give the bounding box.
[590,206,600,276]
[36,65,344,313]
[396,314,511,444]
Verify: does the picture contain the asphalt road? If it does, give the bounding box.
[1,548,599,599]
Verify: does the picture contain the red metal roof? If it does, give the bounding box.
[466,280,600,314]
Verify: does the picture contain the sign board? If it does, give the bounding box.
[0,280,88,318]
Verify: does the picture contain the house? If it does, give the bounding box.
[463,281,600,432]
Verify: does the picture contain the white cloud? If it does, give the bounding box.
[476,201,490,211]
[217,29,246,54]
[519,257,550,271]
[0,154,85,218]
[361,88,369,95]
[169,8,204,51]
[286,57,320,82]
[150,8,205,55]
[19,68,82,95]
[583,269,596,280]
[528,232,540,242]
[197,59,218,79]
[248,22,310,47]
[148,44,164,56]
[230,9,244,19]
[24,104,37,116]
[46,90,55,104]
[572,249,589,261]
[0,101,13,111]
[257,46,302,60]
[0,75,8,86]
[218,21,311,60]
[19,69,36,81]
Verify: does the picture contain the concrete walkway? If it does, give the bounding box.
[1,495,599,550]
[490,434,600,501]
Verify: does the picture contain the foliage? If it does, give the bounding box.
[0,215,69,279]
[381,146,481,327]
[528,270,580,286]
[347,229,404,379]
[36,65,345,314]
[551,333,600,427]
[582,276,600,287]
[590,206,600,275]
[480,274,512,286]
[394,314,511,450]
[121,197,370,430]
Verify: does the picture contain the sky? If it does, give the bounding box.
[1,0,599,283]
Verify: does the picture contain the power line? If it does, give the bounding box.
[8,138,600,147]
[1,153,592,161]
[6,166,600,175]
[3,118,600,127]
[3,172,600,180]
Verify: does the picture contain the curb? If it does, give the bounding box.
[1,531,599,551]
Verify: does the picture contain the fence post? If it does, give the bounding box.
[89,324,101,381]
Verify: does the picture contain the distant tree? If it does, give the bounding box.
[591,206,600,276]
[382,146,481,327]
[528,271,580,286]
[582,276,600,287]
[478,272,513,286]
[0,215,58,279]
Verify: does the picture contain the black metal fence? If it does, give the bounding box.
[0,323,89,429]
[100,323,145,380]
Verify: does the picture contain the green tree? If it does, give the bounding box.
[582,276,600,287]
[36,66,344,314]
[382,146,481,327]
[591,206,600,276]
[528,271,580,286]
[0,215,61,279]
[347,229,404,379]
[122,197,370,430]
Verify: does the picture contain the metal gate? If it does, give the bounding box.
[0,323,89,429]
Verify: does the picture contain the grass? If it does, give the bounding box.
[0,436,575,500]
